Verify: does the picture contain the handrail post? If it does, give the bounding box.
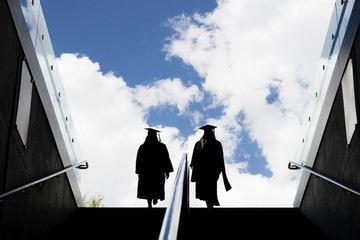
[158,153,188,240]
[288,161,360,196]
[181,154,189,213]
[0,160,88,199]
[178,154,189,240]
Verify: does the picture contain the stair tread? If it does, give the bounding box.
[180,208,330,239]
[49,207,330,240]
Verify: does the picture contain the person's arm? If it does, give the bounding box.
[218,142,232,191]
[162,144,173,173]
[135,145,143,174]
[222,169,232,191]
[190,142,199,168]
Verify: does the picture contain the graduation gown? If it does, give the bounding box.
[136,142,173,201]
[191,139,230,206]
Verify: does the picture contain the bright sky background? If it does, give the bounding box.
[41,0,333,207]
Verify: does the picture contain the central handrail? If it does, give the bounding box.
[288,161,360,196]
[158,153,189,240]
[0,160,88,199]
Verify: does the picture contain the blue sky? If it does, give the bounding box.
[43,1,222,134]
[35,0,333,206]
[42,0,215,86]
[42,0,269,175]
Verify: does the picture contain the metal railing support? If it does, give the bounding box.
[158,153,188,240]
[288,161,360,196]
[0,160,88,199]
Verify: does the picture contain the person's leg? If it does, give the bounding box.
[206,201,214,212]
[147,199,152,208]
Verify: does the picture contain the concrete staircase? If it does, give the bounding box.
[49,207,330,239]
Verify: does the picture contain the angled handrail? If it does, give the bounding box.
[288,161,360,196]
[158,153,189,240]
[0,160,88,199]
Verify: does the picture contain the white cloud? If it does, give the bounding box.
[133,78,203,114]
[57,53,196,206]
[216,164,298,207]
[165,0,333,206]
[57,0,334,207]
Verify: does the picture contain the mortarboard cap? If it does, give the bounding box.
[145,128,161,134]
[199,124,217,131]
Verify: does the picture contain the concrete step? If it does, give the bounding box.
[50,207,166,240]
[49,207,330,240]
[179,208,330,239]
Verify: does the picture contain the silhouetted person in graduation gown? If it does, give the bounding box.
[136,128,173,208]
[190,124,231,209]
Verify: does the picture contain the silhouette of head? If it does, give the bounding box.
[199,124,216,141]
[144,128,160,143]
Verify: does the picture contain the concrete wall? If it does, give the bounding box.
[0,1,77,239]
[300,28,360,240]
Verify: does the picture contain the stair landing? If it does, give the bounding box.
[49,207,330,239]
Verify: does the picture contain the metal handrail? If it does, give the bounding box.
[0,160,88,199]
[288,161,360,196]
[158,153,189,240]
